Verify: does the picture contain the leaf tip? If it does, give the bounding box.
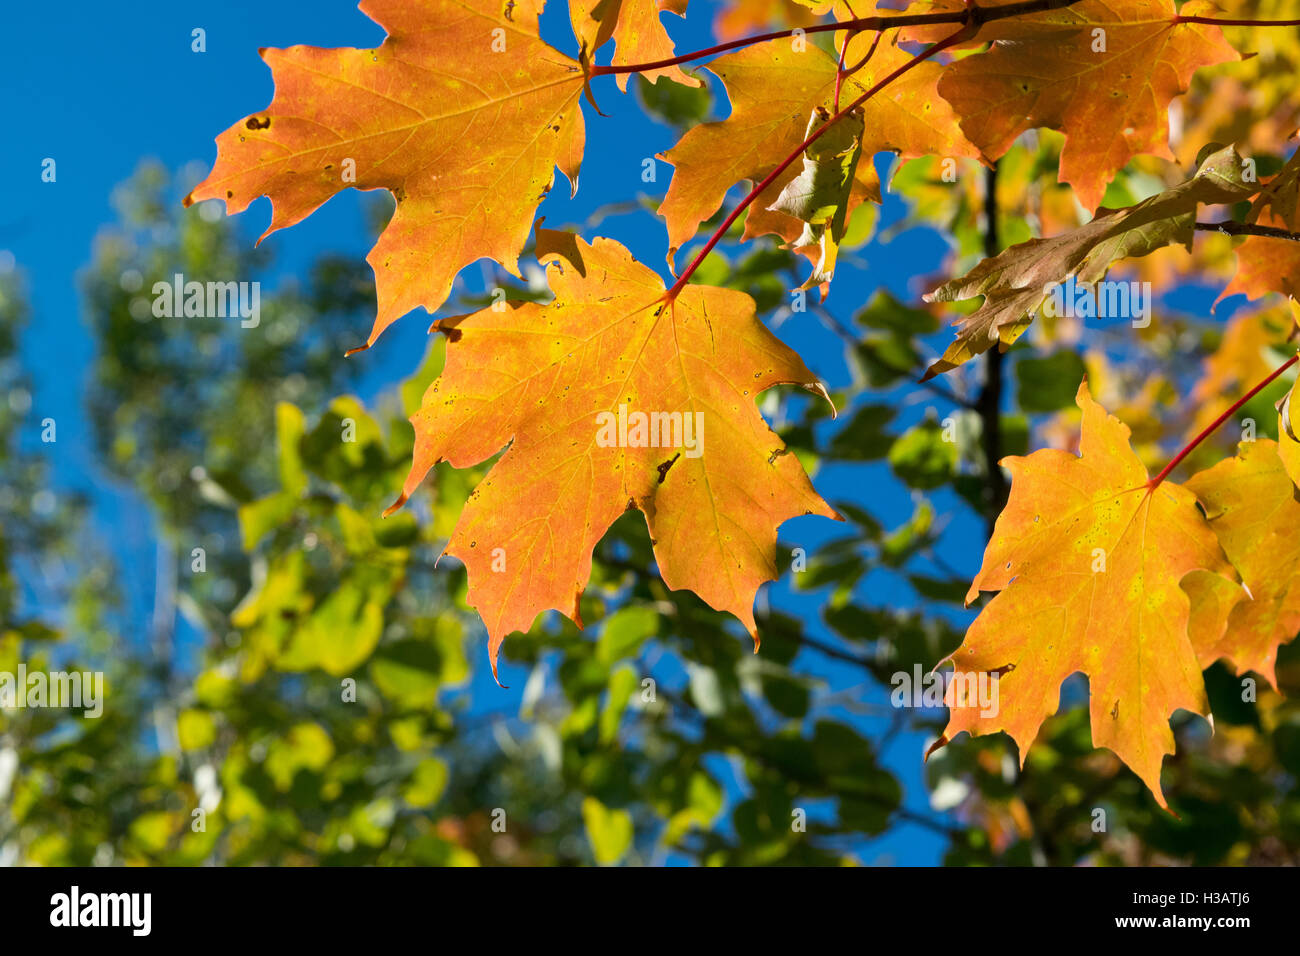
[488,635,509,689]
[806,381,837,419]
[923,734,948,762]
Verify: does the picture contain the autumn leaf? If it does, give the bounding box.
[712,0,836,40]
[1219,214,1300,304]
[387,230,840,680]
[185,0,586,351]
[657,31,980,267]
[1184,436,1300,687]
[1279,405,1300,478]
[766,105,866,288]
[571,0,701,91]
[930,380,1237,806]
[1216,152,1300,305]
[932,0,1239,212]
[923,144,1256,380]
[1247,148,1300,230]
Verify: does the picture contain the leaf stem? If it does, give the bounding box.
[1173,15,1300,27]
[1147,353,1299,489]
[832,28,854,111]
[663,25,973,301]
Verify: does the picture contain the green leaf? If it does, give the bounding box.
[599,665,639,744]
[265,723,334,791]
[371,637,448,710]
[1016,350,1087,412]
[635,73,712,127]
[828,404,896,460]
[767,106,866,287]
[403,757,449,808]
[889,419,957,490]
[582,797,633,865]
[177,709,217,751]
[596,605,659,664]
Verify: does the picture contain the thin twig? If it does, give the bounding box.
[587,0,1086,79]
[1148,353,1299,488]
[1195,220,1300,242]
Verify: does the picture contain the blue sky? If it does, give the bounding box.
[0,0,1045,864]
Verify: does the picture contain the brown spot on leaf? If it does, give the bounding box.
[656,452,681,484]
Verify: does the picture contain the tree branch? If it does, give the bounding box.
[588,0,1090,79]
[1195,220,1300,242]
[976,162,1009,539]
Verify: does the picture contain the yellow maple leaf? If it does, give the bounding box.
[931,380,1237,807]
[570,0,701,91]
[1184,437,1300,687]
[388,230,839,680]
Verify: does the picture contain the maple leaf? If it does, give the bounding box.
[931,0,1239,212]
[387,230,840,680]
[923,144,1256,380]
[1217,153,1300,305]
[930,381,1237,806]
[1220,227,1300,303]
[185,0,586,351]
[1280,405,1300,478]
[766,105,866,288]
[570,0,701,91]
[1247,148,1300,230]
[1183,436,1300,687]
[712,0,844,40]
[657,31,980,267]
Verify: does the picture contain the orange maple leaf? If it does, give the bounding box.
[1219,211,1300,303]
[185,0,586,351]
[931,380,1237,806]
[388,230,840,680]
[933,0,1239,212]
[657,32,981,264]
[570,0,701,91]
[1184,436,1300,688]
